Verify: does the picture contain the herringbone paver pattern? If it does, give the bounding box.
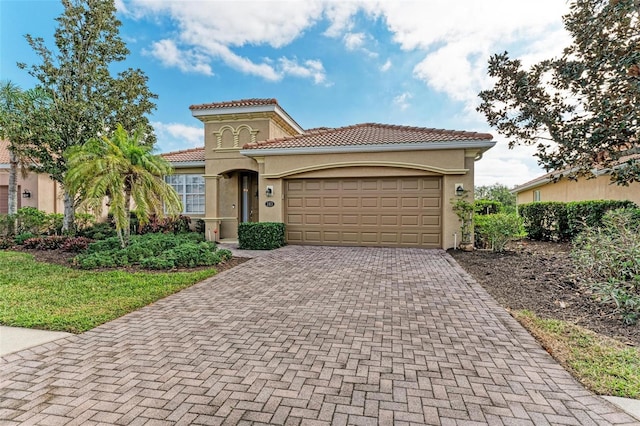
[1,246,636,425]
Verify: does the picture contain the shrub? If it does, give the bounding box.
[139,256,175,270]
[217,248,232,262]
[23,236,68,250]
[16,207,48,235]
[44,213,64,235]
[519,200,638,241]
[61,237,94,252]
[14,232,36,245]
[195,219,206,234]
[164,241,218,268]
[474,199,503,215]
[78,222,117,240]
[135,214,192,235]
[75,213,96,231]
[518,202,567,241]
[76,252,118,269]
[0,238,13,249]
[474,213,525,252]
[238,222,286,250]
[86,236,122,253]
[572,209,640,325]
[0,214,16,237]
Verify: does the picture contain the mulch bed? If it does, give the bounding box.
[449,240,639,347]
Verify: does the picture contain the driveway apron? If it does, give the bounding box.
[1,246,636,425]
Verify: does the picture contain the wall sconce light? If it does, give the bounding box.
[455,184,464,197]
[22,190,31,198]
[265,185,274,197]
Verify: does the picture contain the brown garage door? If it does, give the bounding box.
[285,177,442,248]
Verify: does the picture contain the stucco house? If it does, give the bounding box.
[0,140,63,214]
[512,160,640,206]
[163,99,495,249]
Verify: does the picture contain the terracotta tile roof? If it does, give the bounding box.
[161,147,205,163]
[189,98,279,111]
[243,123,493,150]
[0,140,10,164]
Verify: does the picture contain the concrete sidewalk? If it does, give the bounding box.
[0,326,72,356]
[1,246,638,424]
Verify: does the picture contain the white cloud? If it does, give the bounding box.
[144,39,213,75]
[393,92,413,111]
[344,32,365,50]
[279,58,328,85]
[153,121,203,150]
[380,59,392,72]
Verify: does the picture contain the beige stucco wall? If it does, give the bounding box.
[0,169,63,213]
[516,174,640,206]
[249,148,477,249]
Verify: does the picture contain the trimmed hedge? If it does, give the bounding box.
[519,200,637,241]
[238,222,286,250]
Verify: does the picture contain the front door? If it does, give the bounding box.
[240,172,258,223]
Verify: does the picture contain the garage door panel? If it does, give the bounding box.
[285,177,442,248]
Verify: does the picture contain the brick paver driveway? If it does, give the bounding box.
[1,246,636,425]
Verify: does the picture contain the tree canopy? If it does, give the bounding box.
[66,124,182,247]
[17,0,157,230]
[477,0,640,185]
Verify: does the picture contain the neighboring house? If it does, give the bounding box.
[512,162,640,206]
[162,98,496,249]
[0,139,63,214]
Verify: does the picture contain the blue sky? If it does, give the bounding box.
[1,0,572,187]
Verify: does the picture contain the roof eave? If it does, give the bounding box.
[168,161,205,168]
[191,103,304,134]
[241,139,496,157]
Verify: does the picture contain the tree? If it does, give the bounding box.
[65,124,182,248]
[17,0,157,231]
[0,81,49,224]
[475,183,516,211]
[478,0,640,186]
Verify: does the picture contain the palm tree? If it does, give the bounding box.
[0,81,26,221]
[65,124,182,247]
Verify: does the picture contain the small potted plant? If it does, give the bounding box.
[451,190,474,251]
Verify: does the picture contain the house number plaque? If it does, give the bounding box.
[265,201,275,207]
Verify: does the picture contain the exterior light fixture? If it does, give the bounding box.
[455,184,464,197]
[22,190,31,198]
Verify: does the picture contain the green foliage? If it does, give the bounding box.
[565,200,636,237]
[15,207,47,234]
[0,238,13,249]
[0,214,15,237]
[450,192,475,244]
[478,0,640,186]
[238,222,286,250]
[519,202,569,241]
[133,214,192,235]
[572,209,640,325]
[474,199,504,215]
[519,200,637,241]
[76,232,224,270]
[78,222,117,240]
[474,183,516,213]
[16,0,158,231]
[474,213,525,252]
[65,125,182,248]
[14,232,36,245]
[74,213,96,230]
[44,213,64,235]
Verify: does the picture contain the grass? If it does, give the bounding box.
[0,251,219,333]
[514,310,640,399]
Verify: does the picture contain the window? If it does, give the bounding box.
[166,174,205,214]
[533,190,541,202]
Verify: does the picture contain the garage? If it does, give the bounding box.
[285,176,442,248]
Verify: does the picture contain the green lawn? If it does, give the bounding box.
[0,251,219,333]
[514,310,640,399]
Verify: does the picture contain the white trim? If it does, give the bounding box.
[261,161,468,179]
[240,140,496,157]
